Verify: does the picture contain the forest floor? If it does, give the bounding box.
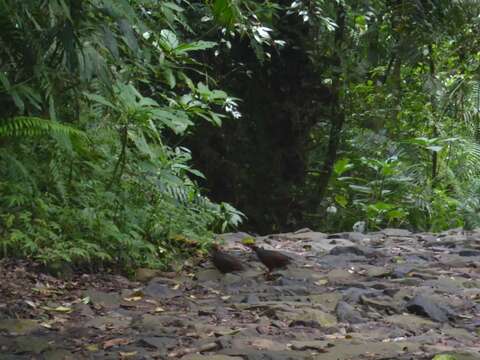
[0,228,480,360]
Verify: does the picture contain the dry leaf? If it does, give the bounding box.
[41,305,72,313]
[123,296,143,302]
[120,351,138,359]
[103,338,131,350]
[24,300,36,308]
[85,344,99,352]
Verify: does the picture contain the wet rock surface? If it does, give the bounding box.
[0,228,479,359]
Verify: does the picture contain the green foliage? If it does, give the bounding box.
[2,0,480,257]
[0,117,86,139]
[0,0,244,271]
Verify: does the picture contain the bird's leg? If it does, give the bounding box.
[264,270,275,281]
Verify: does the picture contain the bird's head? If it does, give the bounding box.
[209,243,221,253]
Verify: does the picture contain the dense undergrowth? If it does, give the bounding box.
[0,1,244,271]
[2,0,480,271]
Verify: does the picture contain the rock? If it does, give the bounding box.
[458,249,480,257]
[364,266,391,278]
[223,273,243,286]
[335,301,366,324]
[406,294,456,322]
[14,336,52,354]
[135,268,162,282]
[381,228,412,237]
[327,269,356,284]
[342,288,381,304]
[249,338,284,350]
[329,246,366,256]
[289,231,329,241]
[42,349,78,360]
[0,319,40,335]
[391,265,416,278]
[385,314,439,333]
[289,340,329,351]
[308,293,342,311]
[241,294,260,304]
[197,269,223,282]
[137,336,177,350]
[360,295,400,313]
[84,289,121,309]
[144,278,179,299]
[182,356,243,360]
[347,232,367,242]
[294,228,314,234]
[216,232,253,246]
[85,313,132,330]
[135,314,185,334]
[311,238,357,254]
[281,308,337,327]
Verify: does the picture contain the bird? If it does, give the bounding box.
[247,244,292,272]
[210,244,244,274]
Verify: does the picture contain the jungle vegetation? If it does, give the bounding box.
[1,0,480,270]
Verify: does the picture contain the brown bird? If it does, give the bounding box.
[248,245,292,272]
[210,244,244,274]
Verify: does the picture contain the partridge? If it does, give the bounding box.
[248,245,292,271]
[210,244,244,274]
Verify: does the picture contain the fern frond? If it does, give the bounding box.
[0,149,38,192]
[0,116,87,139]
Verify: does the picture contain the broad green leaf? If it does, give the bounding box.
[212,0,236,27]
[186,168,206,179]
[160,29,179,50]
[0,72,11,90]
[174,41,217,54]
[163,68,176,89]
[387,209,406,219]
[334,158,353,176]
[335,194,348,207]
[163,2,184,12]
[426,145,443,152]
[371,202,394,211]
[83,93,115,109]
[349,185,373,194]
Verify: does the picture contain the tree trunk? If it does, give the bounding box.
[313,3,347,208]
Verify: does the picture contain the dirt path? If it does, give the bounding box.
[1,228,479,359]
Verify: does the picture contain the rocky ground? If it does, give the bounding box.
[0,228,480,359]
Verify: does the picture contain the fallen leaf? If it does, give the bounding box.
[103,338,131,350]
[25,300,36,308]
[41,306,72,313]
[85,344,99,352]
[120,351,138,359]
[154,307,165,313]
[123,296,143,302]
